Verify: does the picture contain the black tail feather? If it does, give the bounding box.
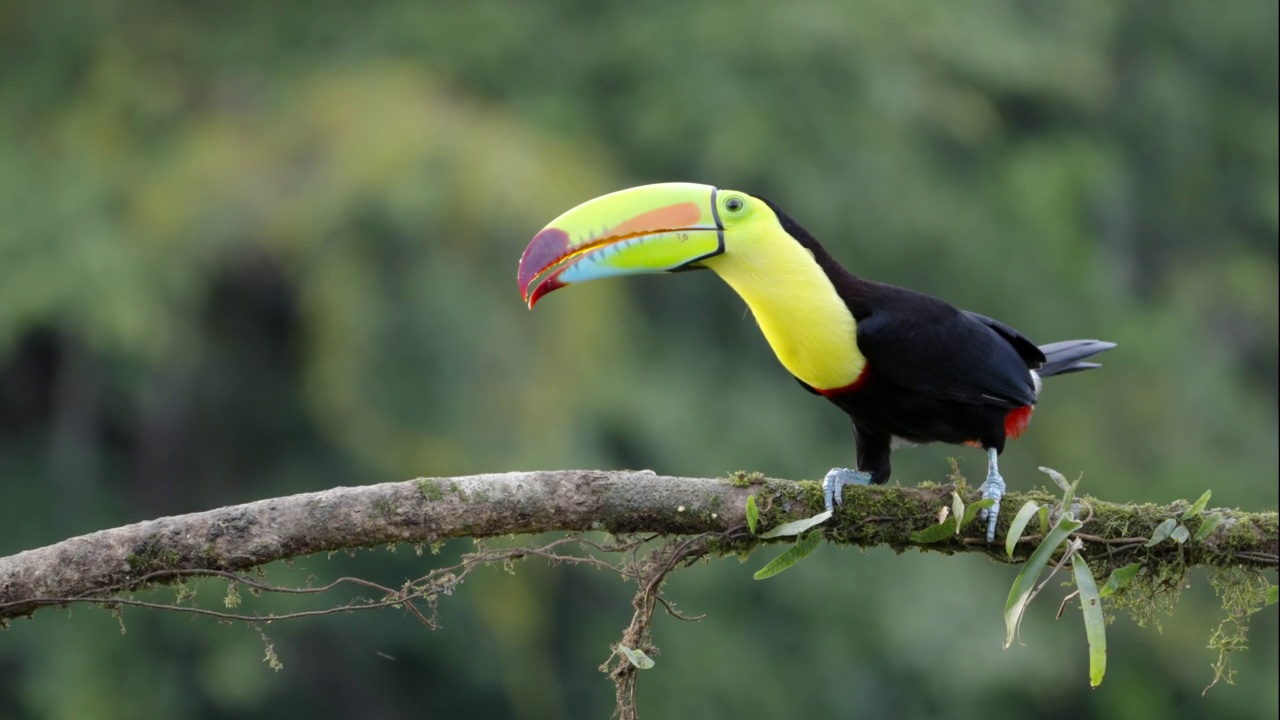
[1037,339,1116,377]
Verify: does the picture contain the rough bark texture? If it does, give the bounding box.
[2,470,1276,621]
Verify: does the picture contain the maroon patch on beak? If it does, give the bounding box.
[518,228,572,301]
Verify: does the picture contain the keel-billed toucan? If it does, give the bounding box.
[517,183,1114,541]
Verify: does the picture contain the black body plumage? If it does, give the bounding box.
[766,199,1114,485]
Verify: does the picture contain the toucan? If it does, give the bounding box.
[517,183,1114,541]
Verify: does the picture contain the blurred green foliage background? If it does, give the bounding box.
[1,1,1276,718]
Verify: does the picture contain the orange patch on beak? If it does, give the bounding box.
[604,202,702,239]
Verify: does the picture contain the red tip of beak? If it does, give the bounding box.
[518,227,572,303]
[526,272,566,309]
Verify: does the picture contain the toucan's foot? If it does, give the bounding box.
[976,473,1005,544]
[823,468,872,513]
[976,447,1006,543]
[972,471,1003,538]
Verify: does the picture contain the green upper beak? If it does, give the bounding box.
[517,183,727,308]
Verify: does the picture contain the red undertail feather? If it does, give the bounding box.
[1004,405,1034,439]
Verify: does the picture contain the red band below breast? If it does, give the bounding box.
[816,364,873,398]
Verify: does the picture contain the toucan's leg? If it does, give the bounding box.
[825,426,888,512]
[822,468,872,513]
[976,447,1005,543]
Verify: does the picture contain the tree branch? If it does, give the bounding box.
[2,470,1276,621]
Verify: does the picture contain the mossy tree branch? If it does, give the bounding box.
[1,469,1276,622]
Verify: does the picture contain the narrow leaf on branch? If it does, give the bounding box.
[1182,490,1212,521]
[1006,501,1041,557]
[754,530,824,580]
[1005,516,1084,648]
[1146,518,1178,547]
[759,511,831,539]
[1071,555,1107,687]
[1099,563,1141,598]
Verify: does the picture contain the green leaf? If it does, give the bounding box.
[753,529,824,580]
[1004,516,1084,648]
[617,644,655,670]
[1036,505,1050,535]
[1099,563,1141,598]
[961,498,996,530]
[759,510,831,539]
[1181,490,1212,521]
[1071,555,1107,687]
[745,495,759,535]
[1267,585,1278,606]
[951,492,966,536]
[1039,466,1070,492]
[1005,501,1041,557]
[1145,518,1178,547]
[1061,484,1078,519]
[1193,513,1223,542]
[909,516,958,544]
[1170,524,1190,544]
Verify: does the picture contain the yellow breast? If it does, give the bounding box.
[702,218,866,390]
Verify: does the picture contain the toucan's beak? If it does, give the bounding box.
[518,183,726,308]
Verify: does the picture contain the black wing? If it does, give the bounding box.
[854,290,1040,409]
[961,311,1046,369]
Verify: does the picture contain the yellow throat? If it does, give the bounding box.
[702,216,866,390]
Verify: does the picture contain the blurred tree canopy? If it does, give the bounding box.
[1,1,1276,719]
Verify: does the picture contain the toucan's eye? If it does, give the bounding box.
[725,196,744,213]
